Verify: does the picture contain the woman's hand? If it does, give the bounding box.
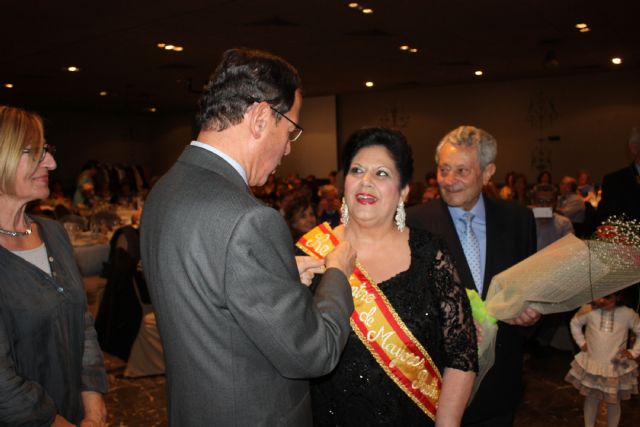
[473,319,483,345]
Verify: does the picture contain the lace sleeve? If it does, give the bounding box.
[433,248,479,373]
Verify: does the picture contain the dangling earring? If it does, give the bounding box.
[395,200,406,232]
[340,197,349,226]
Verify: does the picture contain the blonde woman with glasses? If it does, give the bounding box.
[0,105,107,426]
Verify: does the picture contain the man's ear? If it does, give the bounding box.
[482,163,496,185]
[248,102,271,139]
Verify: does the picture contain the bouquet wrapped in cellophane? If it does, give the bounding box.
[470,216,640,399]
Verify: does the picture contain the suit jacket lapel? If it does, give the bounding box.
[483,197,498,300]
[629,163,640,191]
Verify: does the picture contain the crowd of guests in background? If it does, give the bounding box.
[28,161,615,254]
[241,167,605,245]
[27,161,152,225]
[23,149,611,248]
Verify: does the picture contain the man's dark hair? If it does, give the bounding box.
[342,127,414,189]
[197,48,302,132]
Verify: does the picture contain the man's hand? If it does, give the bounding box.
[80,391,107,427]
[504,307,541,327]
[325,241,356,278]
[295,256,325,287]
[52,415,75,427]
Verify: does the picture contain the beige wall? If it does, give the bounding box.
[337,69,640,185]
[151,112,196,177]
[149,96,338,181]
[41,111,155,191]
[278,95,337,179]
[41,70,639,192]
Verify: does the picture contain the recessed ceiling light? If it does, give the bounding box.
[66,66,80,72]
[399,45,410,51]
[365,81,374,88]
[575,23,588,29]
[474,70,484,76]
[99,91,108,96]
[362,8,373,14]
[611,57,622,65]
[158,43,183,52]
[348,2,359,7]
[148,107,157,113]
[579,27,591,33]
[4,83,14,89]
[409,48,418,53]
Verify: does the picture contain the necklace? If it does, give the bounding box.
[0,216,33,237]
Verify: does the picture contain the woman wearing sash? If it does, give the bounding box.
[305,128,478,426]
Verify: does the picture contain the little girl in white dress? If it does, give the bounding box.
[565,292,640,427]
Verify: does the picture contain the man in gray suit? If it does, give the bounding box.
[141,48,356,426]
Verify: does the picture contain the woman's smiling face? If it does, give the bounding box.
[344,145,407,227]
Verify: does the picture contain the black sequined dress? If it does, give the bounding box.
[311,228,478,426]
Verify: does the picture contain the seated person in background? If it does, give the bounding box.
[73,161,98,207]
[556,175,585,233]
[113,181,135,205]
[317,183,341,227]
[498,170,515,200]
[73,182,96,209]
[283,193,317,241]
[530,183,574,250]
[405,180,426,207]
[536,170,553,186]
[42,179,72,210]
[511,173,529,207]
[422,171,440,202]
[576,170,595,203]
[483,179,500,200]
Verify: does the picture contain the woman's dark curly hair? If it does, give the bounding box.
[342,127,414,189]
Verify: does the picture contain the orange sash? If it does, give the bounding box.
[297,223,442,419]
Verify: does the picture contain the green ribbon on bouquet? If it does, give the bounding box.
[466,289,497,327]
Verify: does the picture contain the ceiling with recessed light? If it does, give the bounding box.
[1,0,637,113]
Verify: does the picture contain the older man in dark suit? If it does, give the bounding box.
[141,48,356,426]
[598,127,640,311]
[598,127,640,223]
[407,126,539,427]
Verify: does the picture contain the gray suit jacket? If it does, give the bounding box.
[140,145,354,426]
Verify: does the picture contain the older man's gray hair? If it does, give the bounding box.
[435,125,498,170]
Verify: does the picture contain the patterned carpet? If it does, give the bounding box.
[101,347,639,426]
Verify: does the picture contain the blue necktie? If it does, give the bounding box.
[460,212,483,294]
